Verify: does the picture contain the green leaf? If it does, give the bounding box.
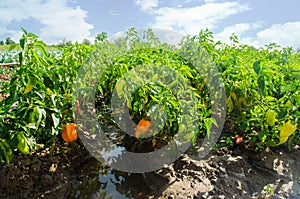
[295,95,300,106]
[35,43,48,56]
[51,94,56,106]
[267,139,276,147]
[253,60,261,75]
[51,113,59,128]
[9,44,18,51]
[37,107,46,124]
[20,38,25,49]
[258,76,265,95]
[258,133,267,142]
[21,27,28,35]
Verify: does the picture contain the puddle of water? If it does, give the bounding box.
[66,162,151,199]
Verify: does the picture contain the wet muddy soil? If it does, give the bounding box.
[0,141,299,199]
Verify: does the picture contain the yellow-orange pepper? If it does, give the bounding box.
[135,119,151,139]
[62,123,78,142]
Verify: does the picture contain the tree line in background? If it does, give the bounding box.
[0,37,16,45]
[0,32,108,47]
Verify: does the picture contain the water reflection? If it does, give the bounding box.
[67,161,152,199]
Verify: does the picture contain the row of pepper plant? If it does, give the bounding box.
[0,28,299,163]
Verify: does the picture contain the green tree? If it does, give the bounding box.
[65,40,72,46]
[0,40,4,45]
[82,38,91,46]
[5,37,15,45]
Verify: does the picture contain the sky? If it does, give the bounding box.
[0,0,299,48]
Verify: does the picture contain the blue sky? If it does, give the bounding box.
[0,0,299,48]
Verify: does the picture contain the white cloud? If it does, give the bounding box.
[134,0,159,12]
[0,0,93,44]
[150,2,249,35]
[213,21,300,48]
[256,21,300,48]
[203,0,216,3]
[0,28,22,43]
[215,23,251,43]
[215,22,262,43]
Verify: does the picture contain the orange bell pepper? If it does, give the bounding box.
[135,119,151,139]
[62,123,78,142]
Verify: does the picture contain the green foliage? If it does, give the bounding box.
[87,28,209,147]
[211,34,300,151]
[0,27,299,162]
[96,46,207,142]
[95,32,108,44]
[0,29,92,162]
[215,136,235,149]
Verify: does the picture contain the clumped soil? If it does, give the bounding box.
[151,146,300,199]
[0,140,299,199]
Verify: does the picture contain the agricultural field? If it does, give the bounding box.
[0,50,62,63]
[0,50,20,63]
[0,28,299,198]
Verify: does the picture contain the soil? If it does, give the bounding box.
[153,146,300,199]
[0,140,299,199]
